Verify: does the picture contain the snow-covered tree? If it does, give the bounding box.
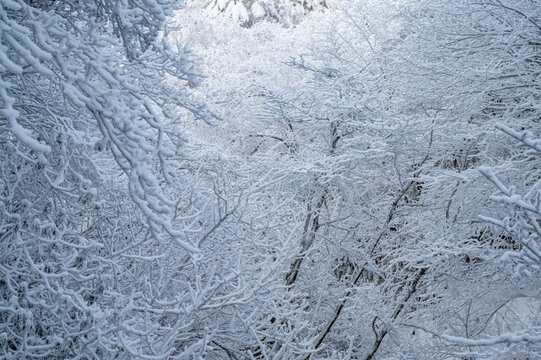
[381,1,541,358]
[0,0,242,357]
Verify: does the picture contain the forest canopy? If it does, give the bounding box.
[1,0,540,358]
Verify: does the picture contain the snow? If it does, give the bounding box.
[251,2,266,18]
[0,82,51,153]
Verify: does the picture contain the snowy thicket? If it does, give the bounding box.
[1,0,540,359]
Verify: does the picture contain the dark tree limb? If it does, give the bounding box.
[285,194,325,287]
[365,268,427,360]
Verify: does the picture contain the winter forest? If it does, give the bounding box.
[1,0,541,359]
